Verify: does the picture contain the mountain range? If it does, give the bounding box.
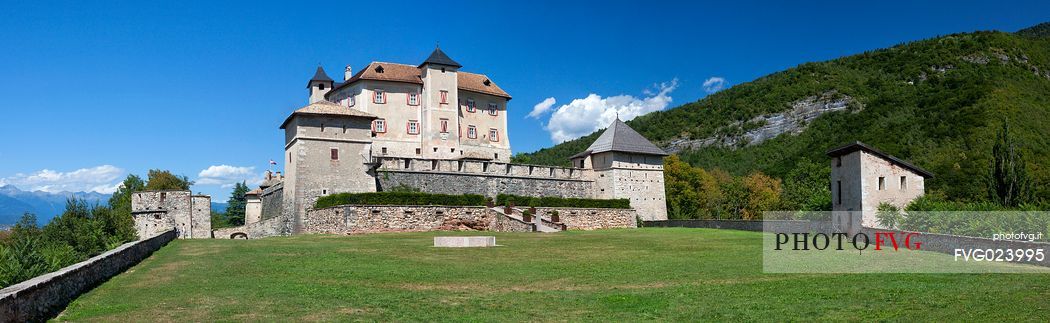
[0,185,227,225]
[513,22,1050,202]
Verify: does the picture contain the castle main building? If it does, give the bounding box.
[307,47,512,162]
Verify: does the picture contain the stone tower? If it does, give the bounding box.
[570,118,669,221]
[280,100,379,232]
[419,46,462,160]
[130,190,211,239]
[307,66,334,104]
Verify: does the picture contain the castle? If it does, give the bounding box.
[132,47,671,239]
[126,50,936,240]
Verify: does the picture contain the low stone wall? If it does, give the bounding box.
[643,219,831,233]
[860,228,1050,267]
[304,205,496,234]
[213,215,293,239]
[0,230,177,322]
[535,207,637,230]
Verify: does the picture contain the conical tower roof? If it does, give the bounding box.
[306,66,334,88]
[419,46,462,68]
[572,118,667,159]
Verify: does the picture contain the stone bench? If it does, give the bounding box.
[434,236,497,247]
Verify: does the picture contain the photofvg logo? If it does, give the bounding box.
[761,211,1050,274]
[774,231,922,252]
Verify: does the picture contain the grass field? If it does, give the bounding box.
[58,228,1050,321]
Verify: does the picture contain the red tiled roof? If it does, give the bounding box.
[330,62,511,99]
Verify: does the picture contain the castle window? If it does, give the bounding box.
[835,157,841,167]
[467,125,477,139]
[374,89,386,104]
[836,181,842,205]
[408,92,419,106]
[407,120,419,135]
[466,99,476,112]
[900,176,907,190]
[488,103,498,116]
[440,118,449,133]
[318,83,326,90]
[440,90,449,104]
[495,153,499,159]
[382,147,388,155]
[878,177,885,190]
[330,148,338,160]
[373,119,386,133]
[415,148,421,155]
[489,128,499,142]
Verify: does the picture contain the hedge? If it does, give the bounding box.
[496,194,631,209]
[315,192,488,209]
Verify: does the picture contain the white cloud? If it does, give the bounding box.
[527,97,557,119]
[196,165,263,188]
[544,79,678,143]
[0,165,125,194]
[702,76,726,94]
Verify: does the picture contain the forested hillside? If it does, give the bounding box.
[514,25,1050,202]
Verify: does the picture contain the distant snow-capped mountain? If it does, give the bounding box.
[0,185,111,225]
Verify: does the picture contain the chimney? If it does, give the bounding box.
[344,65,353,81]
[265,170,273,180]
[275,171,283,180]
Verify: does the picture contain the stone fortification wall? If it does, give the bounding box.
[0,230,177,322]
[213,215,293,239]
[260,182,284,221]
[534,207,637,230]
[190,195,212,238]
[375,157,594,198]
[302,205,635,234]
[304,205,498,234]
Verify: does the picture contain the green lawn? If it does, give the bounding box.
[58,228,1050,321]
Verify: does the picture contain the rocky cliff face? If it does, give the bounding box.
[666,91,857,153]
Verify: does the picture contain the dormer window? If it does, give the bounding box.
[483,79,491,86]
[375,65,384,73]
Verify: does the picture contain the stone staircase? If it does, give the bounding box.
[489,205,562,233]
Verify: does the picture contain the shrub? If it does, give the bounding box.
[495,194,631,209]
[876,203,903,229]
[315,192,488,209]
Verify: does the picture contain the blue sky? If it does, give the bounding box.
[1,0,1047,200]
